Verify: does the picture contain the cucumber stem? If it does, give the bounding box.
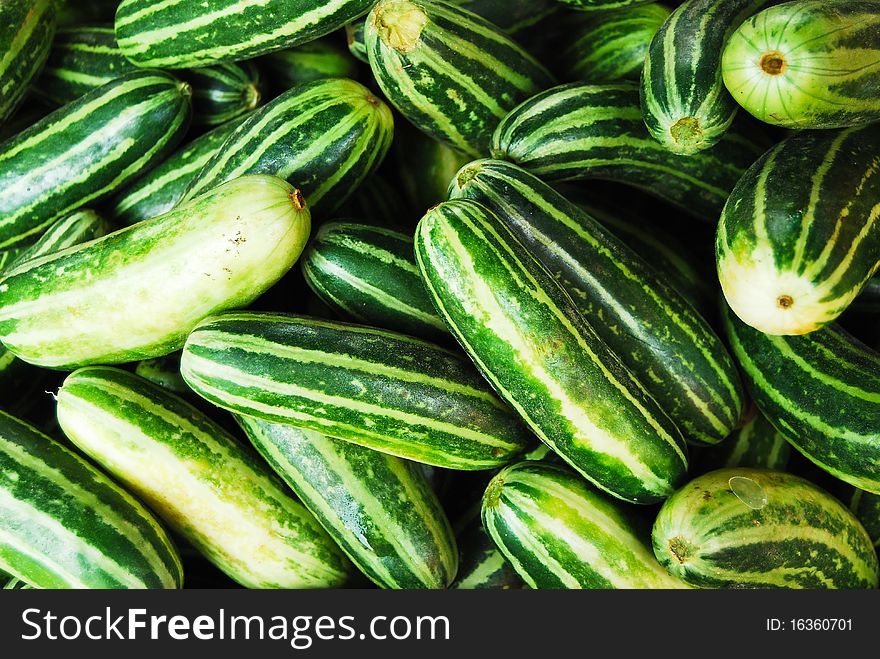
[373,1,428,55]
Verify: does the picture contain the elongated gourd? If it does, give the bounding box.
[0,175,310,369]
[0,0,55,124]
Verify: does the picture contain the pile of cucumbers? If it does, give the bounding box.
[0,0,878,590]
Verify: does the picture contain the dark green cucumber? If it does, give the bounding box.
[451,504,523,590]
[450,160,744,446]
[453,0,558,35]
[237,416,458,589]
[483,462,689,588]
[697,409,791,471]
[57,367,352,589]
[0,0,55,124]
[653,468,879,588]
[492,82,763,222]
[182,78,393,215]
[723,1,880,129]
[717,124,880,336]
[180,312,532,471]
[259,38,359,95]
[640,0,772,154]
[181,61,263,127]
[722,302,880,494]
[0,175,310,369]
[849,489,880,547]
[365,0,555,156]
[341,174,417,229]
[34,25,137,105]
[301,221,448,341]
[560,3,670,82]
[111,117,246,226]
[0,408,182,589]
[345,20,369,64]
[0,70,191,249]
[115,0,376,68]
[56,0,116,26]
[415,199,688,504]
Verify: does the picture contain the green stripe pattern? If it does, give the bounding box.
[491,82,764,222]
[115,0,377,68]
[697,410,791,471]
[0,70,191,249]
[0,408,182,589]
[641,0,771,154]
[182,78,393,215]
[483,462,689,588]
[722,302,880,494]
[345,20,368,63]
[653,468,880,588]
[238,416,458,589]
[365,0,555,157]
[259,38,359,95]
[415,199,688,504]
[34,25,137,105]
[560,3,671,82]
[722,1,880,129]
[0,0,55,124]
[451,506,523,590]
[181,61,263,127]
[717,123,880,336]
[111,117,246,226]
[450,160,744,446]
[0,175,311,369]
[301,221,448,341]
[849,489,880,547]
[557,0,658,9]
[57,367,352,589]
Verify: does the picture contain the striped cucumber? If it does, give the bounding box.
[301,221,448,341]
[0,70,191,249]
[722,302,880,494]
[182,78,393,215]
[181,62,263,127]
[697,408,791,471]
[115,0,376,68]
[483,462,689,588]
[717,124,880,336]
[453,0,558,35]
[0,408,182,589]
[237,416,458,589]
[135,353,188,395]
[3,577,30,589]
[0,175,310,369]
[345,21,369,63]
[56,367,351,589]
[365,0,555,157]
[34,25,137,105]
[641,0,772,155]
[723,1,880,129]
[491,82,763,222]
[849,489,880,547]
[0,0,55,124]
[259,39,359,95]
[180,312,531,470]
[451,505,523,590]
[653,468,880,588]
[450,160,744,446]
[560,4,671,82]
[557,0,658,9]
[415,199,688,504]
[111,117,246,226]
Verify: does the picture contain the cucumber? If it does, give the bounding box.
[180,312,531,470]
[0,70,191,249]
[0,408,182,589]
[345,20,368,64]
[697,409,791,471]
[3,577,31,589]
[135,354,188,395]
[556,0,658,9]
[716,124,880,336]
[641,0,771,155]
[560,3,670,82]
[115,0,376,69]
[723,1,880,129]
[0,174,310,369]
[365,0,555,157]
[111,117,246,226]
[34,25,137,105]
[453,0,558,35]
[237,416,458,589]
[394,121,471,213]
[491,82,763,222]
[56,0,116,26]
[652,468,880,588]
[56,367,351,589]
[0,0,55,124]
[450,160,744,447]
[722,302,880,494]
[849,489,880,547]
[182,78,393,215]
[301,221,448,341]
[415,199,688,504]
[483,462,689,588]
[451,505,523,590]
[259,39,359,95]
[181,61,263,127]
